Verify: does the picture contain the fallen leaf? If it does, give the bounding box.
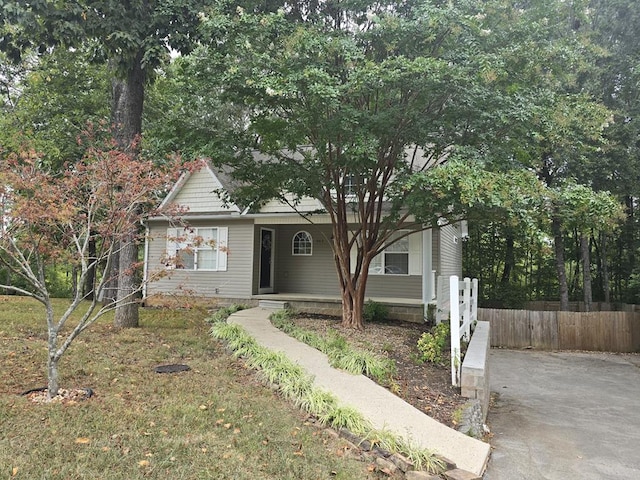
[138,460,150,467]
[75,437,91,444]
[12,467,18,477]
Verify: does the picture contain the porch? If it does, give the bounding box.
[253,293,427,323]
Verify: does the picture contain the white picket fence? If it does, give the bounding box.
[449,276,478,386]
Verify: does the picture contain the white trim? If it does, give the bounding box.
[292,230,313,256]
[422,228,434,304]
[369,231,410,276]
[164,226,228,272]
[142,224,150,299]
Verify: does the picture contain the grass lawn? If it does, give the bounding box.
[0,296,381,479]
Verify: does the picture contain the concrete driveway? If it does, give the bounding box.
[484,349,640,480]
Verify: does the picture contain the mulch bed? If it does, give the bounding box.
[290,315,467,428]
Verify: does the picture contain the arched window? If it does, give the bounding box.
[292,231,313,256]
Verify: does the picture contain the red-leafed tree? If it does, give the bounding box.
[0,130,186,399]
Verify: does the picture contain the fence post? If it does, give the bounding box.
[463,277,471,341]
[450,275,460,386]
[471,278,478,323]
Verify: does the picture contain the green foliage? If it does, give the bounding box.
[363,300,389,323]
[207,303,249,324]
[484,283,529,309]
[318,405,366,432]
[43,265,73,298]
[270,313,396,384]
[0,47,110,169]
[416,323,450,365]
[213,319,443,474]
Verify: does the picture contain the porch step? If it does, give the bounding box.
[258,300,290,310]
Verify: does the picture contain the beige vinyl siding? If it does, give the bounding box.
[272,224,339,295]
[146,219,254,298]
[171,168,237,213]
[273,224,421,299]
[437,223,462,278]
[364,276,422,299]
[259,194,324,214]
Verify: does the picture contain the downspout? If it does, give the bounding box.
[141,223,150,301]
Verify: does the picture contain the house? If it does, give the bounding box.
[142,160,463,322]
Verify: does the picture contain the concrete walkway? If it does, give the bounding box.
[484,349,640,480]
[228,307,490,476]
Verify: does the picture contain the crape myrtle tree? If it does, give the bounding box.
[1,0,208,327]
[199,0,550,329]
[0,131,186,399]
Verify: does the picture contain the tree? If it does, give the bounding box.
[0,47,110,169]
[0,131,184,399]
[198,1,552,329]
[1,0,208,327]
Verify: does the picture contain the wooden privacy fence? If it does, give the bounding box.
[479,308,640,352]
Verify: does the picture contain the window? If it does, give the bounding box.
[344,174,358,196]
[369,234,409,275]
[292,231,313,256]
[165,227,228,271]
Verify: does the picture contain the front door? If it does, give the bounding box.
[259,228,275,293]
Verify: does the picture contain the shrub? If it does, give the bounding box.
[207,303,248,323]
[416,322,450,364]
[363,300,389,323]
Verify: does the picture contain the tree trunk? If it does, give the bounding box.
[47,353,60,400]
[83,237,97,300]
[114,232,140,328]
[46,301,60,398]
[111,53,145,328]
[102,247,119,305]
[331,222,369,330]
[601,233,611,304]
[501,233,515,284]
[552,216,569,311]
[580,232,592,312]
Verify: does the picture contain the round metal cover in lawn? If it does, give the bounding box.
[154,364,191,374]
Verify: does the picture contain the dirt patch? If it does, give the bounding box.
[290,315,467,428]
[22,387,94,404]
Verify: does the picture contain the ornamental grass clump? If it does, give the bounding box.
[212,319,444,475]
[270,312,396,383]
[207,303,249,324]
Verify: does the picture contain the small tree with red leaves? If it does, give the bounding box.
[0,137,186,399]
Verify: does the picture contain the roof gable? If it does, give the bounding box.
[160,161,241,214]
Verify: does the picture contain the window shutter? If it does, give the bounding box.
[409,232,423,276]
[217,227,228,271]
[166,228,178,268]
